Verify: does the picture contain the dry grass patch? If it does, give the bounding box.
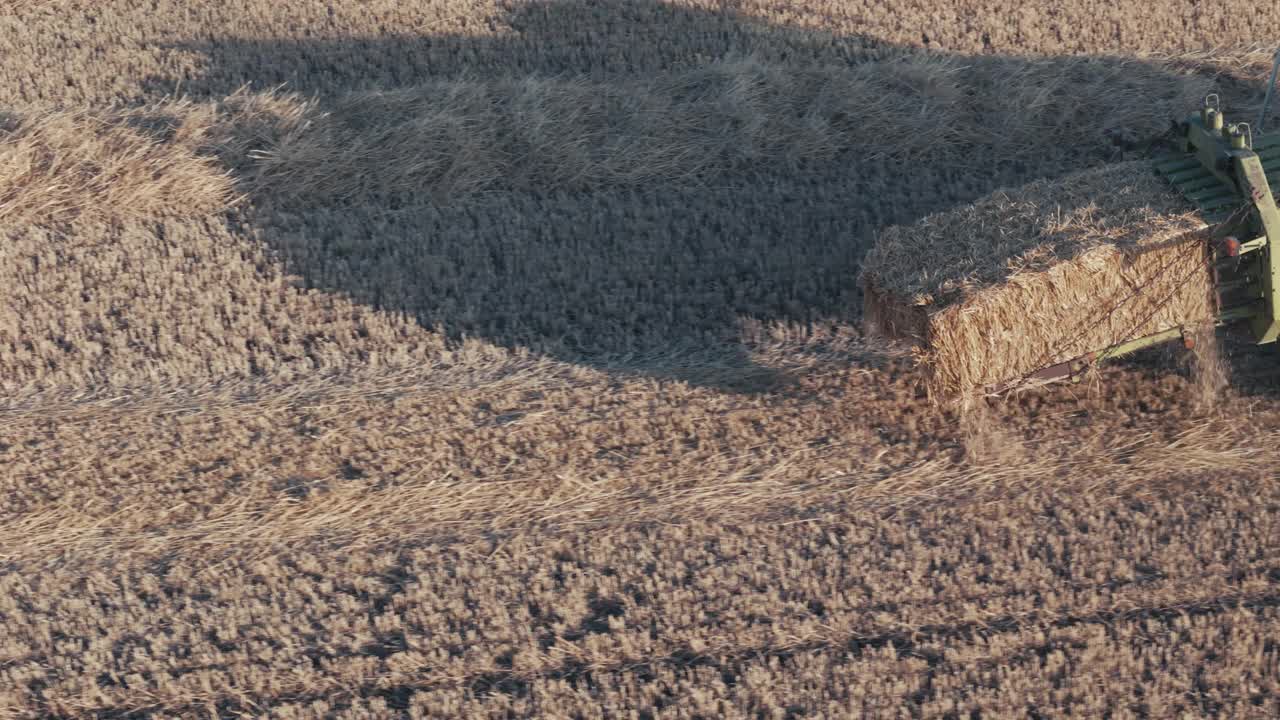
[0,217,457,392]
[0,476,1276,717]
[2,48,1219,218]
[227,53,1217,206]
[2,1,1279,106]
[0,105,235,225]
[0,49,1220,226]
[862,161,1216,395]
[1,2,1279,716]
[1,343,1271,564]
[233,54,958,203]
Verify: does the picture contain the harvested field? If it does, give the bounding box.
[2,1,1280,717]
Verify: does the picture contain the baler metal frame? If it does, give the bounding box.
[1018,94,1280,388]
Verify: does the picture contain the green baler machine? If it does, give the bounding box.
[1025,91,1280,385]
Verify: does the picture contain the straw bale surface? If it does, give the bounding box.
[862,161,1216,393]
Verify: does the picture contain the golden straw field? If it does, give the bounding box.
[2,1,1280,717]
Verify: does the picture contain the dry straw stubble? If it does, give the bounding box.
[233,52,1219,206]
[3,0,1280,716]
[0,105,235,226]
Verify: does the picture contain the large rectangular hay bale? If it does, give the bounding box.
[861,161,1215,395]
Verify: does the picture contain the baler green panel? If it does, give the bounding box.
[1155,133,1280,224]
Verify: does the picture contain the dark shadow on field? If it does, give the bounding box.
[1218,337,1280,399]
[160,0,1271,392]
[1106,326,1280,401]
[140,1,898,99]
